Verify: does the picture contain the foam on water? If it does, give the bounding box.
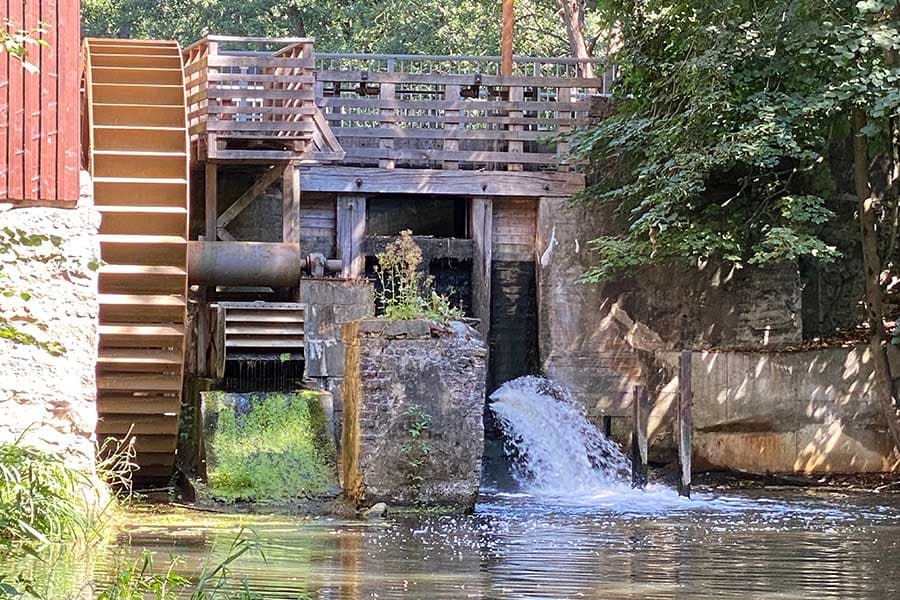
[488,376,849,517]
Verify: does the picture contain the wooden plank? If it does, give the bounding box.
[631,385,649,489]
[0,0,8,200]
[205,162,217,240]
[329,126,556,142]
[379,58,396,169]
[216,163,286,234]
[342,147,558,165]
[470,197,492,341]
[282,162,300,243]
[678,350,693,498]
[324,113,589,127]
[316,70,607,89]
[58,0,79,201]
[300,166,584,197]
[336,194,366,279]
[23,0,41,199]
[319,97,588,112]
[7,0,25,200]
[207,55,314,70]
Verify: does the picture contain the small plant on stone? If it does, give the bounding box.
[400,405,432,497]
[373,230,463,323]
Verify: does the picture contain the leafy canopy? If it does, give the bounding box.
[573,0,900,281]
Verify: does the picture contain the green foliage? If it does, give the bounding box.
[399,405,432,495]
[80,0,602,56]
[2,19,47,73]
[0,439,95,558]
[374,230,464,323]
[206,392,336,502]
[574,0,900,281]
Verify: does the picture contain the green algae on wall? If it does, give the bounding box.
[203,391,337,502]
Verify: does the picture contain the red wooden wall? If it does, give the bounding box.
[1,0,80,204]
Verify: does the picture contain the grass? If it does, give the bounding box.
[205,391,337,503]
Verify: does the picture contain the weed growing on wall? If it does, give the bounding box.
[374,230,463,323]
[205,391,336,503]
[400,405,432,498]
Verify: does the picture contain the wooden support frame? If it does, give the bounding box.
[337,195,366,279]
[678,350,693,498]
[631,385,650,489]
[470,197,493,340]
[205,162,218,240]
[283,163,301,243]
[215,163,287,241]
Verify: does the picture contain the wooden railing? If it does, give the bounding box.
[315,53,609,171]
[182,36,609,170]
[183,36,343,162]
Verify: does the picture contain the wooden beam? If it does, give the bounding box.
[631,385,649,489]
[337,195,366,279]
[216,163,287,238]
[205,162,217,240]
[470,197,493,341]
[299,166,584,197]
[678,350,693,498]
[501,0,515,76]
[283,163,301,243]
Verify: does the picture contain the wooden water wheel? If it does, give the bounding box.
[83,38,189,484]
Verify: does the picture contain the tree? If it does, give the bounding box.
[572,0,900,449]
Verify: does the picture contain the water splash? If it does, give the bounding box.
[489,376,631,497]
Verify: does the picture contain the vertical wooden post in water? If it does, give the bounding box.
[631,385,649,489]
[677,350,693,498]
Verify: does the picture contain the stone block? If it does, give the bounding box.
[341,319,487,509]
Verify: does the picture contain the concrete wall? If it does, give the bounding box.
[644,347,900,473]
[300,278,375,447]
[341,319,487,508]
[535,196,804,418]
[0,172,100,470]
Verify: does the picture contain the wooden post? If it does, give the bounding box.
[631,385,649,489]
[507,85,524,171]
[283,163,300,243]
[443,84,461,170]
[678,350,693,498]
[470,197,493,340]
[205,162,217,241]
[337,195,366,279]
[501,0,515,76]
[379,58,396,169]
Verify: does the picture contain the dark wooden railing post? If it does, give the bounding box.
[631,385,649,489]
[677,350,693,498]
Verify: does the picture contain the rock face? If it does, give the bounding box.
[0,173,100,471]
[341,319,487,509]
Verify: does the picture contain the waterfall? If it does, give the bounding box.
[489,376,632,497]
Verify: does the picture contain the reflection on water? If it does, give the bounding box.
[81,488,900,600]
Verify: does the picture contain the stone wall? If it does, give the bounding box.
[535,196,804,419]
[642,347,900,473]
[300,278,374,447]
[341,319,487,508]
[0,172,100,471]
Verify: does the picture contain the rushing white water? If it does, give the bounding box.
[489,376,632,497]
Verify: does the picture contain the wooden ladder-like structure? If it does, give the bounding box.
[83,38,189,484]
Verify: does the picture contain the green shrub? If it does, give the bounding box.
[373,230,463,323]
[206,392,336,502]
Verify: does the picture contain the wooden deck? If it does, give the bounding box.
[183,36,608,171]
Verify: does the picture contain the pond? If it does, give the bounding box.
[80,485,900,600]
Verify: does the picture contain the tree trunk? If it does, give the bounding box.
[851,107,900,451]
[556,0,594,77]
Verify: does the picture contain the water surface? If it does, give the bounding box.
[92,487,900,600]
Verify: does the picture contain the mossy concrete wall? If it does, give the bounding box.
[201,390,337,502]
[341,319,487,509]
[0,172,99,471]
